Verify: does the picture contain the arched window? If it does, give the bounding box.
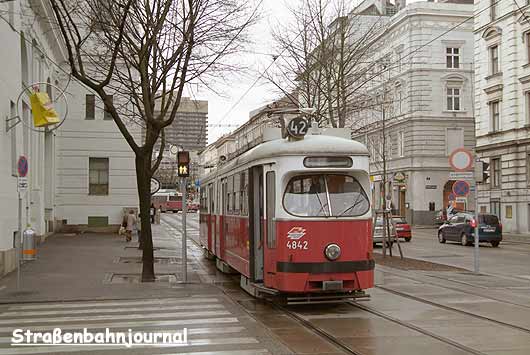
[394,81,404,115]
[443,74,466,112]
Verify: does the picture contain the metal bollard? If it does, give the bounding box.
[22,228,36,261]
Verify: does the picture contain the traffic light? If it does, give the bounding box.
[475,160,489,183]
[177,151,190,177]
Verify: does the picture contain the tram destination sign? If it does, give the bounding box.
[286,117,309,139]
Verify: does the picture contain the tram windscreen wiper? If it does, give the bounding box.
[314,191,329,216]
[337,193,363,217]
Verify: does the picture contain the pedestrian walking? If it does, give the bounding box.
[150,203,156,224]
[125,210,137,242]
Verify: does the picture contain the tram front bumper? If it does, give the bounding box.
[273,260,375,293]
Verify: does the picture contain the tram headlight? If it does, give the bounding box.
[324,243,341,261]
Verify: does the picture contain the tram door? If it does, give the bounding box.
[248,166,264,282]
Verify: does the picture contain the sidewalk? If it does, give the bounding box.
[0,224,229,304]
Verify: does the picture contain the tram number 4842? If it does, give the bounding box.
[286,240,309,250]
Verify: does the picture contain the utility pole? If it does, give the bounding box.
[177,150,190,282]
[181,177,187,282]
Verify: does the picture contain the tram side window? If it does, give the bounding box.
[266,171,276,248]
[283,174,370,217]
[209,185,214,215]
[240,171,248,215]
[233,173,240,215]
[227,175,234,214]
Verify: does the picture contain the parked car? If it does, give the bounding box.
[392,216,412,242]
[373,216,396,246]
[437,212,502,247]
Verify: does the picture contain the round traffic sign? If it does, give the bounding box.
[448,193,456,201]
[150,178,161,195]
[286,117,309,138]
[17,156,28,177]
[449,148,473,172]
[452,180,470,197]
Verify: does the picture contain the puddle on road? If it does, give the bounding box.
[115,256,179,264]
[103,273,178,284]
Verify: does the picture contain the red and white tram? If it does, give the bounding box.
[199,130,374,301]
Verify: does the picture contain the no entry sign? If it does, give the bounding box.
[17,156,28,177]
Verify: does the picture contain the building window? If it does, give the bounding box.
[527,154,530,186]
[103,95,113,120]
[490,101,500,132]
[447,88,461,111]
[89,158,109,195]
[505,205,513,219]
[398,131,404,157]
[395,84,403,115]
[525,32,530,64]
[490,45,499,75]
[490,200,500,217]
[526,92,530,125]
[480,206,487,213]
[490,0,497,21]
[446,48,460,68]
[86,94,95,120]
[491,158,501,188]
[446,128,464,155]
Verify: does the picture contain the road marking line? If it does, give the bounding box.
[7,297,220,311]
[0,310,231,325]
[0,317,240,333]
[0,337,259,354]
[1,304,225,317]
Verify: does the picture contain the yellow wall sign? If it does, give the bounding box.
[30,92,60,127]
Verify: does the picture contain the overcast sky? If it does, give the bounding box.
[195,0,407,144]
[193,0,293,144]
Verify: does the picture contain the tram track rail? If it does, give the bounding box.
[270,302,363,355]
[346,300,488,355]
[269,298,489,355]
[378,267,530,310]
[375,285,530,335]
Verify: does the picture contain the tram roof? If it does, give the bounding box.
[203,134,368,180]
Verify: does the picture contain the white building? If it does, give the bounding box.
[0,0,66,276]
[474,0,530,234]
[0,1,139,277]
[54,80,139,228]
[351,0,476,224]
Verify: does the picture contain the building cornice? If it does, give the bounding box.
[474,5,530,34]
[476,128,530,151]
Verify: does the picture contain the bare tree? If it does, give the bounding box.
[268,0,389,127]
[48,0,257,281]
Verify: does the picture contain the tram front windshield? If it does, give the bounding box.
[283,174,370,217]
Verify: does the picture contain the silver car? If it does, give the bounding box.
[373,216,396,246]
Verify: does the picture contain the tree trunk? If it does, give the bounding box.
[135,154,155,282]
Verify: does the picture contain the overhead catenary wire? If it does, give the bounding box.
[212,0,502,137]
